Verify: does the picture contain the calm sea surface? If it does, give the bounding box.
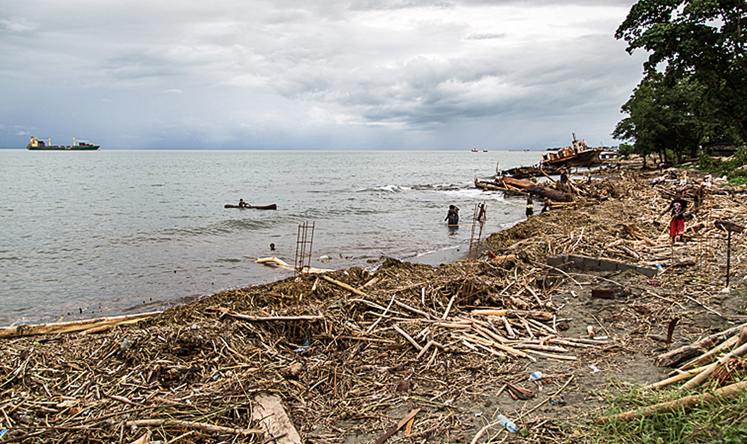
[0,149,541,326]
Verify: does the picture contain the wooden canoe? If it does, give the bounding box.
[224,204,277,210]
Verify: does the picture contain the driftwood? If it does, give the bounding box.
[251,392,303,444]
[526,184,569,202]
[256,257,332,274]
[471,309,554,321]
[321,275,368,297]
[373,409,420,444]
[597,380,747,425]
[654,322,747,367]
[644,367,706,390]
[680,328,747,390]
[0,312,160,339]
[125,419,262,436]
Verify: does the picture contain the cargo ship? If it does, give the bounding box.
[27,136,99,151]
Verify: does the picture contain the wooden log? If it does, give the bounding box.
[0,311,161,339]
[655,322,747,367]
[677,335,738,372]
[251,392,303,444]
[526,184,569,202]
[597,380,747,425]
[680,328,747,390]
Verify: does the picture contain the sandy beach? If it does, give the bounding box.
[1,161,745,443]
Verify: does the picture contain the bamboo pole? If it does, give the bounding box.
[0,311,161,339]
[597,380,747,425]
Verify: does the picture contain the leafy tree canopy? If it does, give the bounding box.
[616,0,747,139]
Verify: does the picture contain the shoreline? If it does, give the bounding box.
[2,164,745,443]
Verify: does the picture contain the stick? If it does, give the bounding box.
[394,300,434,320]
[321,275,368,297]
[366,293,397,334]
[442,295,457,320]
[461,334,536,361]
[471,309,553,321]
[393,325,423,351]
[226,312,324,323]
[644,367,707,390]
[373,409,420,444]
[125,419,262,436]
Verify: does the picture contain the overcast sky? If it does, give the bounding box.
[0,0,647,150]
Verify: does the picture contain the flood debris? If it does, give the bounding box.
[1,161,746,443]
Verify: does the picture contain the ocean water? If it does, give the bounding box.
[0,149,541,326]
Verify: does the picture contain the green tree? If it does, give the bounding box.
[613,73,710,166]
[616,0,747,141]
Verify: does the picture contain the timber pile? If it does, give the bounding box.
[597,324,747,425]
[0,167,745,443]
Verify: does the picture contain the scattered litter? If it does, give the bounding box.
[496,414,519,433]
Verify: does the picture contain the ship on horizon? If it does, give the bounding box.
[27,136,99,151]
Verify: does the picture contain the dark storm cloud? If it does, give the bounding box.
[0,0,645,149]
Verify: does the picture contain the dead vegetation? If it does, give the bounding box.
[1,166,746,444]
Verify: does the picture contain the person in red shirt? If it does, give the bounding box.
[660,191,687,244]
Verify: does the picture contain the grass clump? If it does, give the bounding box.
[576,382,747,444]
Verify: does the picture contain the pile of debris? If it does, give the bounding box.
[1,167,745,444]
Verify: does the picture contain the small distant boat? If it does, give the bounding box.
[483,149,488,152]
[471,147,479,152]
[224,203,277,210]
[542,134,602,167]
[27,136,99,151]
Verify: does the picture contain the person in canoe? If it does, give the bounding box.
[445,205,460,225]
[238,199,250,208]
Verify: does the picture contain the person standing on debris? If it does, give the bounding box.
[660,191,687,244]
[477,203,486,223]
[445,205,459,225]
[526,194,534,217]
[541,198,550,213]
[558,169,569,193]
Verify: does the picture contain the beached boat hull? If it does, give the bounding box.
[543,148,602,167]
[224,204,277,210]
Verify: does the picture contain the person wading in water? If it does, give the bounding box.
[445,205,460,225]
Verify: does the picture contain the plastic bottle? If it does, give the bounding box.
[496,414,518,433]
[529,371,543,381]
[656,263,664,274]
